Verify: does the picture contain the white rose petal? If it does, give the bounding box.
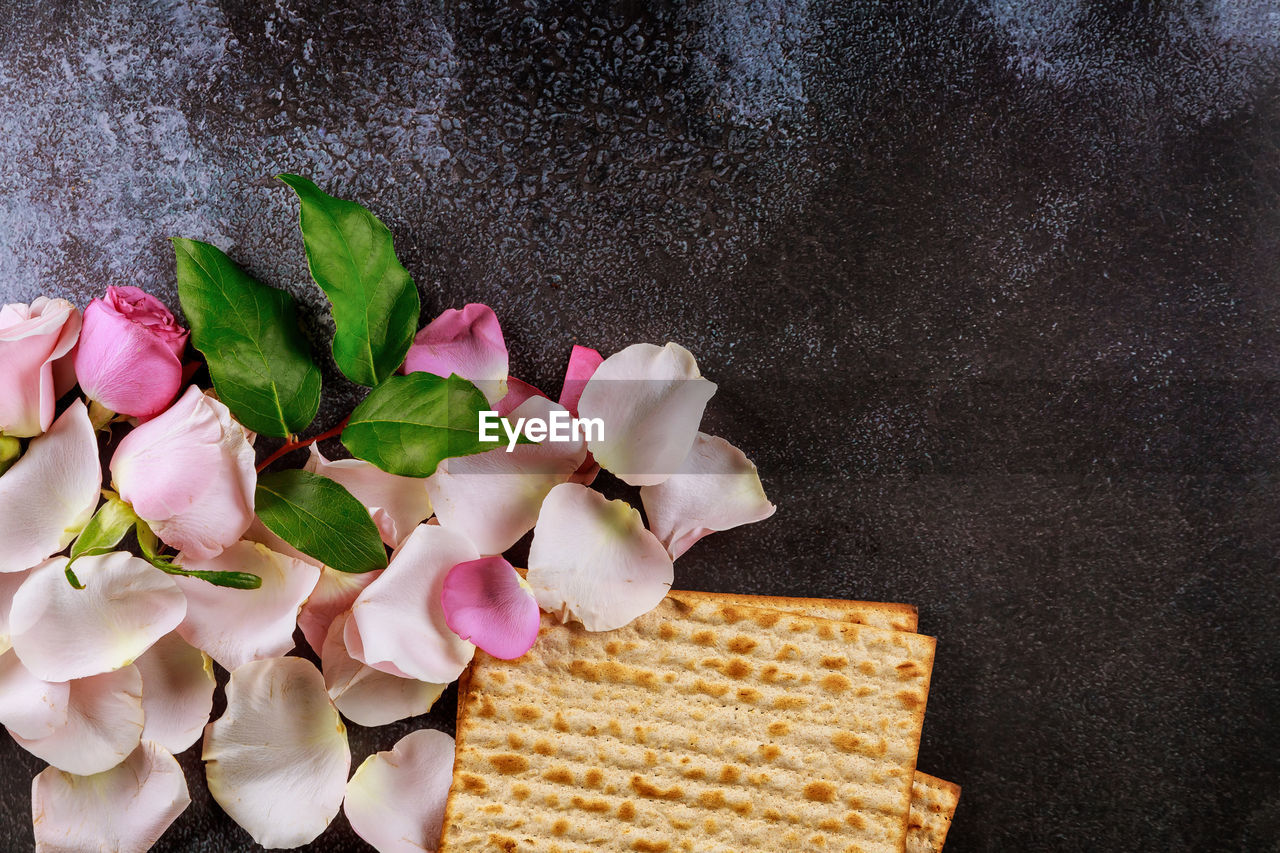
[10,553,186,682]
[0,401,100,573]
[135,632,216,754]
[11,665,144,775]
[322,612,445,727]
[174,541,320,671]
[203,657,350,849]
[576,342,716,487]
[0,649,68,740]
[32,741,190,853]
[344,729,456,853]
[527,483,673,631]
[346,525,478,683]
[640,432,776,558]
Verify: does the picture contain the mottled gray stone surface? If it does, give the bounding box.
[2,1,1279,850]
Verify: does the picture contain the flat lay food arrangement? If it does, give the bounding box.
[4,2,1278,849]
[0,178,957,851]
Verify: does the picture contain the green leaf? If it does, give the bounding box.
[255,469,388,573]
[156,562,264,589]
[342,373,504,477]
[70,496,138,562]
[173,237,322,438]
[278,174,420,387]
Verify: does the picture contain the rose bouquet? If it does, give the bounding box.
[0,176,774,851]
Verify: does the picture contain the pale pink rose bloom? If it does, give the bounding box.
[75,286,188,418]
[111,387,256,560]
[0,297,81,437]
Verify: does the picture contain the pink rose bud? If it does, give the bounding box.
[0,297,82,437]
[74,286,189,418]
[111,386,256,561]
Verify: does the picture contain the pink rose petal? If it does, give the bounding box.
[401,303,508,406]
[442,557,540,660]
[558,344,603,416]
[558,345,604,485]
[495,376,546,417]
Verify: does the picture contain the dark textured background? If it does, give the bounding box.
[2,1,1279,850]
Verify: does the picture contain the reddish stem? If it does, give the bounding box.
[255,417,350,473]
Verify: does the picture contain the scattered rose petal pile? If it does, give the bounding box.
[0,291,774,851]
